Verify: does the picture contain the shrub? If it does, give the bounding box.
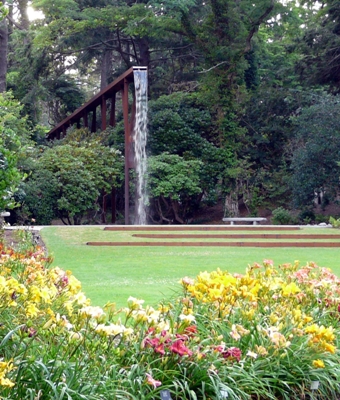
[271,206,292,225]
[329,216,340,228]
[315,214,329,224]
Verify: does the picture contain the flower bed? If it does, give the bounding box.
[1,240,340,399]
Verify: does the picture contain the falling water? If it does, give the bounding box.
[133,67,148,225]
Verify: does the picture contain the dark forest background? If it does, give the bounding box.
[1,0,340,225]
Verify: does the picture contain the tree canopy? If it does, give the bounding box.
[1,0,340,223]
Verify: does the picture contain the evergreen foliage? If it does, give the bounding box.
[1,0,340,222]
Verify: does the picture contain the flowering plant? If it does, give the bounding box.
[0,239,340,399]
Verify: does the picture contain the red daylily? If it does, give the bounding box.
[144,337,160,347]
[184,325,197,337]
[222,347,242,362]
[170,339,193,356]
[144,336,165,355]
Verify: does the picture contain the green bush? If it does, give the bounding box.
[329,216,340,228]
[271,206,292,225]
[299,209,316,224]
[315,214,329,224]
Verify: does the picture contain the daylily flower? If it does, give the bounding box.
[246,350,258,359]
[313,359,325,369]
[179,313,196,323]
[146,373,162,388]
[230,325,241,340]
[170,339,193,356]
[181,277,194,286]
[222,347,242,362]
[144,336,166,355]
[79,306,105,320]
[254,345,268,356]
[184,325,197,337]
[127,296,144,310]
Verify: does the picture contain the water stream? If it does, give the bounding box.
[133,68,148,225]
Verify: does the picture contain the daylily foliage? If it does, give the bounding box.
[1,240,340,398]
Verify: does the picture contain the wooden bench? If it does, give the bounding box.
[222,217,267,225]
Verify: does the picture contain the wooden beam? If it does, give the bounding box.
[46,67,146,139]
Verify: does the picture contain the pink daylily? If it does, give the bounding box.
[146,373,162,388]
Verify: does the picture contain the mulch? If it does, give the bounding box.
[3,229,47,253]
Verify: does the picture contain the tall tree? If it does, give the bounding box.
[290,93,340,208]
[0,5,8,92]
[294,0,340,90]
[0,0,32,92]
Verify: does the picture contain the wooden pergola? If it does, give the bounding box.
[47,66,147,225]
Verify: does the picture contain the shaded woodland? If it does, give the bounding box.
[1,0,340,224]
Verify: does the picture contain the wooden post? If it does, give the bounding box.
[122,78,130,225]
[101,96,107,130]
[83,112,88,128]
[110,93,116,127]
[102,189,107,223]
[111,187,116,223]
[91,108,97,132]
[109,94,116,222]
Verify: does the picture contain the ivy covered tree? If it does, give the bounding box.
[0,1,8,92]
[147,92,237,217]
[0,91,31,212]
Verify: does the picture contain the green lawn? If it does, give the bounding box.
[40,226,340,309]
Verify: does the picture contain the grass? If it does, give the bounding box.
[40,226,340,309]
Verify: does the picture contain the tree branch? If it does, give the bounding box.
[6,13,24,30]
[198,61,229,74]
[244,0,275,53]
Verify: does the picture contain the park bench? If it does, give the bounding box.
[222,217,267,225]
[0,212,10,227]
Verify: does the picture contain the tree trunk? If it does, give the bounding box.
[17,0,29,30]
[100,49,112,89]
[7,5,13,34]
[224,194,239,218]
[137,37,150,67]
[171,198,185,224]
[0,18,8,93]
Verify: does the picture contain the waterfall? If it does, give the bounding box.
[133,68,148,225]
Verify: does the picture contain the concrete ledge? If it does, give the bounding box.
[104,225,298,231]
[223,217,267,225]
[87,241,340,247]
[132,233,340,239]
